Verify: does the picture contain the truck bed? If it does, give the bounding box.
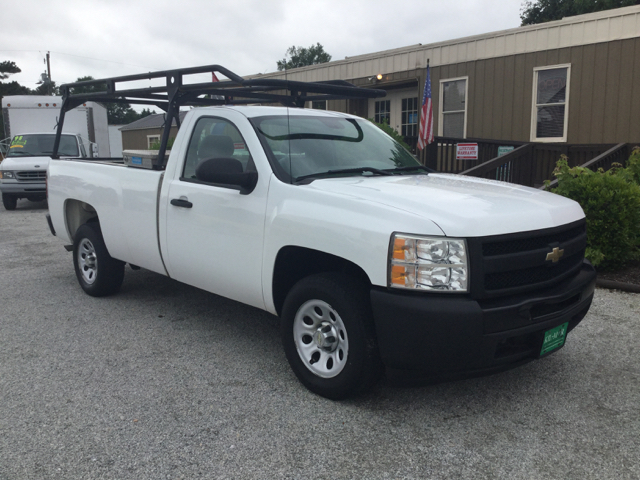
[47,158,167,275]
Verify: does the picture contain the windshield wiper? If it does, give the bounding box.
[296,167,393,184]
[383,165,432,174]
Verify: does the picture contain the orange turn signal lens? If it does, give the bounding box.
[390,265,408,285]
[392,238,407,260]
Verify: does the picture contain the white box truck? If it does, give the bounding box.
[0,95,109,210]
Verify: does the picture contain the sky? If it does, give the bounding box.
[1,0,525,95]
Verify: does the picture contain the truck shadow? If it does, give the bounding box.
[114,266,566,407]
[1,199,49,211]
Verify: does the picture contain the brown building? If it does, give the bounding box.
[250,5,640,149]
[120,111,187,151]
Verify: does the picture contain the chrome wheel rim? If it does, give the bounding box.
[293,299,348,378]
[78,238,98,285]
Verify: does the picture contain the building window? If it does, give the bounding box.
[439,77,468,138]
[311,100,327,110]
[401,97,418,137]
[374,100,391,124]
[147,134,161,149]
[531,64,570,142]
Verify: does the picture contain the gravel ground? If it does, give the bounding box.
[1,199,639,480]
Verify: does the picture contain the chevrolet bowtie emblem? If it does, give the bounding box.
[546,247,564,263]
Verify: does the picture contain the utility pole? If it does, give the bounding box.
[46,52,51,95]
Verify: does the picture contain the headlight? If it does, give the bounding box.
[0,170,15,179]
[389,233,469,292]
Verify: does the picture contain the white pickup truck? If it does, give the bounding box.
[46,66,596,399]
[1,96,110,210]
[1,132,90,210]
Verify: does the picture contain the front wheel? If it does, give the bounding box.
[281,273,382,399]
[2,194,17,210]
[73,223,125,297]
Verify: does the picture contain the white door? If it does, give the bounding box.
[162,114,268,309]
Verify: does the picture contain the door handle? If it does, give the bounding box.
[170,198,193,208]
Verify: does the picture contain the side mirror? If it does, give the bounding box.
[195,157,258,194]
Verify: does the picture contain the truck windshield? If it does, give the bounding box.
[252,115,423,183]
[7,134,79,157]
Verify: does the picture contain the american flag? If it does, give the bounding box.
[417,65,434,150]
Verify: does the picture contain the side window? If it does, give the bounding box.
[182,116,253,180]
[374,100,391,124]
[78,137,87,158]
[401,97,418,138]
[147,135,161,149]
[439,77,468,138]
[531,64,570,142]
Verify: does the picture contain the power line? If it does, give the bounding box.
[0,49,154,70]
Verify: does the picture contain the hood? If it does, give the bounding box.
[306,173,585,237]
[0,156,51,171]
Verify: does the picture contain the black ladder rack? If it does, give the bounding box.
[53,64,386,168]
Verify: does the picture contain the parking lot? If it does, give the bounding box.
[1,199,639,480]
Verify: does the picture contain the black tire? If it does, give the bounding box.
[2,194,17,210]
[281,272,382,399]
[73,223,125,297]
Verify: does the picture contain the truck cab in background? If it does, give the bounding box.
[0,132,90,209]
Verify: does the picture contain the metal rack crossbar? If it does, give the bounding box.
[53,64,386,167]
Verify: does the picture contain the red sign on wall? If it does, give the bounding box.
[456,143,478,160]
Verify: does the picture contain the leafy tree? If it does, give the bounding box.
[1,61,31,138]
[370,118,411,151]
[71,76,152,125]
[0,61,30,98]
[520,0,639,25]
[0,80,30,97]
[548,151,640,268]
[33,78,58,96]
[139,108,154,117]
[0,61,21,80]
[277,43,332,71]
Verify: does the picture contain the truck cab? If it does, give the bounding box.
[0,133,88,210]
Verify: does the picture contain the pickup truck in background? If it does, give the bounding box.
[45,66,597,399]
[0,95,109,210]
[1,133,91,209]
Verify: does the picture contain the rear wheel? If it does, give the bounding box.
[2,194,17,210]
[281,272,382,399]
[73,223,125,297]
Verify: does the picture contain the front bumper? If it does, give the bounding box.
[0,180,46,196]
[370,261,596,375]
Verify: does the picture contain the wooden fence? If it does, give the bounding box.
[417,136,635,188]
[543,143,632,189]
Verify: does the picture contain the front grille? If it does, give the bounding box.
[485,251,583,290]
[16,171,46,181]
[482,224,585,256]
[469,220,587,299]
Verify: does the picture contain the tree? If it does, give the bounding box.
[33,78,58,96]
[71,76,152,125]
[0,61,21,80]
[520,0,639,25]
[1,61,31,138]
[277,43,332,71]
